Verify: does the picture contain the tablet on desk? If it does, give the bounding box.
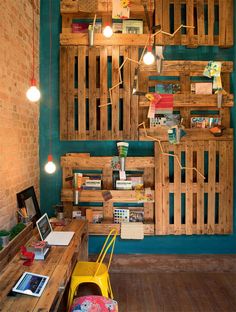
[12,272,49,297]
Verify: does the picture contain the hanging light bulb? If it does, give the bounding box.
[102,23,113,38]
[27,0,41,102]
[26,78,41,102]
[102,0,113,38]
[44,154,56,174]
[143,46,155,65]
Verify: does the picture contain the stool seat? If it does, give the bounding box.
[73,261,108,277]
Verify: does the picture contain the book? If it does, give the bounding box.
[112,22,123,33]
[129,210,144,222]
[191,117,221,128]
[83,180,102,190]
[71,22,101,33]
[114,208,129,224]
[26,240,50,260]
[191,82,212,94]
[33,247,50,260]
[126,176,144,190]
[27,240,48,252]
[150,113,181,128]
[155,83,181,94]
[116,180,132,190]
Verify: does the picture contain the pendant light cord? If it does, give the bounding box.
[49,0,52,155]
[32,0,35,80]
[148,0,151,47]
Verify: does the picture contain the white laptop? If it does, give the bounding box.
[36,213,74,246]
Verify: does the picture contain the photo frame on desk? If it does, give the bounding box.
[17,186,41,227]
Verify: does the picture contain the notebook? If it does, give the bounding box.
[36,213,74,246]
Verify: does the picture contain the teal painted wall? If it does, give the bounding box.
[40,0,236,254]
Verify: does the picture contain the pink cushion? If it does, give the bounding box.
[70,295,118,312]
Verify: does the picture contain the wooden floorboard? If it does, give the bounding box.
[110,272,236,312]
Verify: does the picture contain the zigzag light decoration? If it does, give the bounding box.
[99,24,195,108]
[137,121,205,180]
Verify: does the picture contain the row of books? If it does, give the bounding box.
[150,113,221,129]
[73,173,102,190]
[113,174,144,190]
[71,19,144,35]
[155,82,214,95]
[114,208,144,223]
[73,173,144,190]
[73,208,144,224]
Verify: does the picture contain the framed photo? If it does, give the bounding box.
[17,186,41,226]
[122,20,143,34]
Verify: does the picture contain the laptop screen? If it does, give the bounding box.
[37,214,52,240]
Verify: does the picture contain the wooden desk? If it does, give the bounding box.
[0,220,88,312]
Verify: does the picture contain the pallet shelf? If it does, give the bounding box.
[61,149,233,236]
[154,140,233,235]
[60,33,151,46]
[61,154,155,235]
[139,128,233,141]
[60,0,233,47]
[59,1,234,236]
[60,54,233,140]
[138,60,233,133]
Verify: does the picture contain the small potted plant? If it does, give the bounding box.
[0,230,10,247]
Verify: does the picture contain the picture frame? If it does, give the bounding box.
[17,186,41,226]
[122,20,143,34]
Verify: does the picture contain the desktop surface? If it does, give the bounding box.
[0,219,88,312]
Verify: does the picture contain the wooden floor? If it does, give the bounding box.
[110,272,236,312]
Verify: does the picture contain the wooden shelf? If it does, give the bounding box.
[60,0,154,14]
[60,33,150,46]
[61,189,155,203]
[140,60,233,75]
[61,151,233,235]
[61,154,155,235]
[88,222,155,235]
[139,128,233,141]
[139,94,234,108]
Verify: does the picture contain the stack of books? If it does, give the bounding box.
[82,180,102,190]
[26,240,50,260]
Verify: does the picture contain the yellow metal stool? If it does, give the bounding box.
[67,229,117,310]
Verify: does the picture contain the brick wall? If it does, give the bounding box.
[0,1,40,229]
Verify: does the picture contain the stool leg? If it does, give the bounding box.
[95,280,109,299]
[107,276,114,299]
[67,283,78,311]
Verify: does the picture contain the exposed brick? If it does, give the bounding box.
[0,0,40,230]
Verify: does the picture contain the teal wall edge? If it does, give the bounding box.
[40,0,236,254]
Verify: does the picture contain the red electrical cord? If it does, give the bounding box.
[32,0,35,82]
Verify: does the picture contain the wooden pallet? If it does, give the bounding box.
[60,45,139,140]
[61,147,233,235]
[61,154,155,235]
[155,140,233,235]
[155,0,233,47]
[60,0,233,47]
[61,54,233,141]
[139,60,233,133]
